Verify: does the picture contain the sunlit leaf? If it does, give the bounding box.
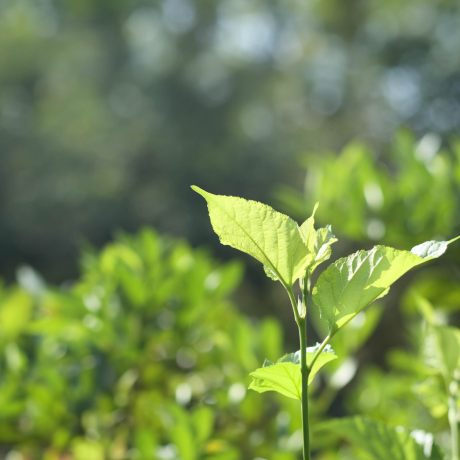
[248,344,337,400]
[317,416,443,460]
[299,202,319,252]
[311,225,338,272]
[192,187,315,288]
[312,239,458,334]
[298,204,337,274]
[411,237,459,259]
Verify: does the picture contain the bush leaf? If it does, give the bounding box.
[316,416,443,460]
[192,186,315,288]
[423,324,460,381]
[312,238,458,334]
[248,344,337,400]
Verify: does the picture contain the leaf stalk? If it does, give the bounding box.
[299,269,312,460]
[307,335,331,373]
[287,286,301,325]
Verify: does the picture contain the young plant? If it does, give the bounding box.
[192,186,459,460]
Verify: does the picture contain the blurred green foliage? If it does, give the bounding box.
[0,229,305,459]
[276,130,460,248]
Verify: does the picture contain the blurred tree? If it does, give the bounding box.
[2,0,460,283]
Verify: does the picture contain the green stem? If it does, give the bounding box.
[287,270,313,460]
[308,334,331,372]
[287,288,310,459]
[286,286,301,325]
[448,394,459,460]
[299,316,311,460]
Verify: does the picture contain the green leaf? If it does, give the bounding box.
[299,202,319,252]
[192,186,314,288]
[410,291,435,325]
[133,429,157,459]
[171,422,197,460]
[71,439,105,460]
[316,416,443,460]
[298,204,337,274]
[0,289,33,339]
[248,344,337,400]
[259,317,283,363]
[192,406,214,444]
[311,225,338,272]
[423,324,460,381]
[412,376,448,419]
[264,264,279,281]
[312,239,457,334]
[411,236,459,259]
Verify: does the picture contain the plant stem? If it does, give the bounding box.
[286,286,301,324]
[308,334,331,372]
[287,271,312,460]
[448,394,459,460]
[299,316,311,460]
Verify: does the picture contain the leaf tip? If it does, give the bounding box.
[191,185,211,200]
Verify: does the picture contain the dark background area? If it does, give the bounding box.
[2,0,460,283]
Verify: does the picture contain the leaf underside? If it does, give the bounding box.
[312,238,458,334]
[316,416,443,460]
[248,344,337,400]
[192,186,315,288]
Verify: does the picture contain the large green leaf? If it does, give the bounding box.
[192,187,315,288]
[312,238,458,334]
[248,344,337,400]
[317,417,443,460]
